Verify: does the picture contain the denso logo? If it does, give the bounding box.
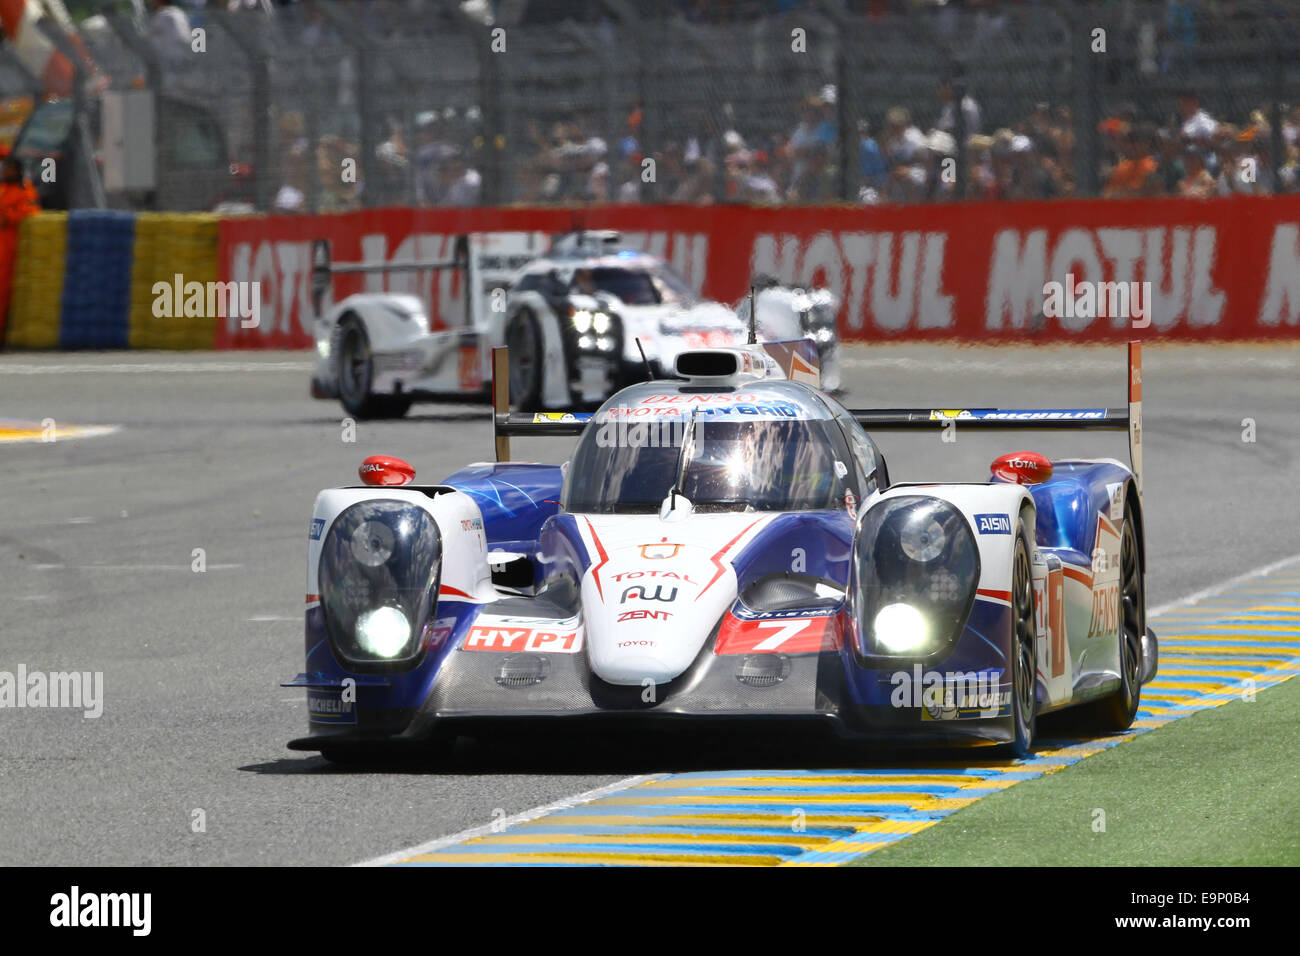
[1087,582,1120,639]
[975,513,1011,534]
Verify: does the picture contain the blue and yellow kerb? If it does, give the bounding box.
[393,565,1300,866]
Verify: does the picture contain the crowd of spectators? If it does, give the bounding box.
[130,0,1300,211]
[338,82,1293,211]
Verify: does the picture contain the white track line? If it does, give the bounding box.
[355,773,668,867]
[354,552,1300,867]
[1148,552,1300,618]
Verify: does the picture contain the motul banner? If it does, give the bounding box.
[218,197,1300,348]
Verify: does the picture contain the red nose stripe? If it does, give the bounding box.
[584,517,610,601]
[696,519,762,602]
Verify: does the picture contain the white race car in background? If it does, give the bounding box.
[309,230,841,418]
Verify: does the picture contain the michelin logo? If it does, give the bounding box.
[975,513,1011,534]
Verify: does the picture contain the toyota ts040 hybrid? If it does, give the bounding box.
[308,229,840,418]
[286,340,1156,763]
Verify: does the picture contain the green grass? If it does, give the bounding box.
[853,673,1300,866]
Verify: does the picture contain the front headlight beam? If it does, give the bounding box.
[851,495,980,665]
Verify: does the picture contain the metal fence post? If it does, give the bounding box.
[314,1,378,210]
[209,9,272,211]
[37,17,104,208]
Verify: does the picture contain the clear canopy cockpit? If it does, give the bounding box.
[566,257,695,306]
[561,382,857,514]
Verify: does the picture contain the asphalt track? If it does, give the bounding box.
[1,342,1297,866]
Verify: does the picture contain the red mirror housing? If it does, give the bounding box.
[359,455,416,486]
[990,451,1053,485]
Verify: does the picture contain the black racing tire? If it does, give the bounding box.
[505,309,544,411]
[1065,499,1144,734]
[1006,523,1038,758]
[334,317,412,420]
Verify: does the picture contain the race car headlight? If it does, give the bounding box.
[356,606,412,658]
[852,495,979,661]
[872,602,929,653]
[572,309,593,333]
[319,500,441,666]
[572,310,619,351]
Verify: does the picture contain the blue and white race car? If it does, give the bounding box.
[286,340,1156,763]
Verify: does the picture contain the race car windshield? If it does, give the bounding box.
[572,267,694,305]
[563,416,852,514]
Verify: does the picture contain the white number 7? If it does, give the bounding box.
[753,620,809,650]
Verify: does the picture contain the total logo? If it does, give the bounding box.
[611,570,696,584]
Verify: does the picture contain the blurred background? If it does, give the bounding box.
[1,0,1297,213]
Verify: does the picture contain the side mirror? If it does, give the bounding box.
[658,492,694,521]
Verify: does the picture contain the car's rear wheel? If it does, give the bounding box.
[1007,526,1038,758]
[335,317,411,420]
[1068,500,1143,733]
[505,310,544,410]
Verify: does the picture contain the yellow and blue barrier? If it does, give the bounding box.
[6,211,67,349]
[5,210,220,350]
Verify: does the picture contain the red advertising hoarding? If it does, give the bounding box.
[217,197,1300,348]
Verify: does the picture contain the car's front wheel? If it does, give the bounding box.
[505,310,545,410]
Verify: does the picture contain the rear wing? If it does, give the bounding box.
[309,233,548,329]
[490,341,1145,496]
[309,237,470,320]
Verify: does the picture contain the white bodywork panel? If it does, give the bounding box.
[306,486,497,606]
[573,512,774,685]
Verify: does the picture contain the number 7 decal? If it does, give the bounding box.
[753,619,811,650]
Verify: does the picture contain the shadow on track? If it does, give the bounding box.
[238,724,1054,777]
